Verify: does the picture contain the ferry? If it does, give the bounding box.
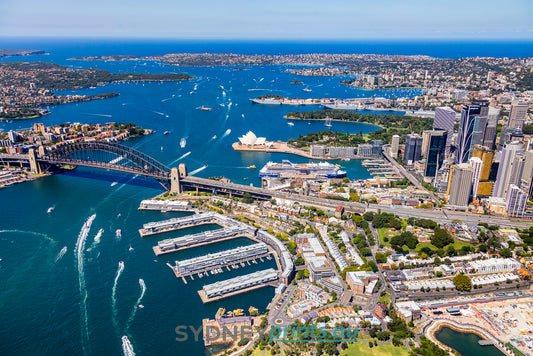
[116,229,122,238]
[121,336,135,356]
[259,160,347,178]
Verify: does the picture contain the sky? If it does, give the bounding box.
[1,0,532,39]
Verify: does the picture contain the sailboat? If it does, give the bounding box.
[325,117,332,127]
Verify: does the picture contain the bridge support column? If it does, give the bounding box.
[28,149,41,174]
[170,167,182,194]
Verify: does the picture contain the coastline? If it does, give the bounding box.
[285,115,384,130]
[425,319,511,356]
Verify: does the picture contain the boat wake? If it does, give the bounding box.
[75,213,96,355]
[221,128,231,138]
[189,165,207,175]
[83,113,113,118]
[122,335,135,356]
[55,246,68,262]
[87,228,104,251]
[168,151,191,166]
[0,229,55,244]
[126,279,146,331]
[111,261,125,333]
[247,88,271,91]
[153,111,165,116]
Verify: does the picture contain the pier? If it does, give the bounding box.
[139,212,236,237]
[170,243,271,278]
[198,268,279,303]
[153,225,258,256]
[138,199,192,212]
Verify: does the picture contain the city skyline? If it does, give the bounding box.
[1,0,532,39]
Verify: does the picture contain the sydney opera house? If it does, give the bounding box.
[237,131,272,147]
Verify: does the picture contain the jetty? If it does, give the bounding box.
[198,268,279,303]
[139,212,235,237]
[138,199,192,212]
[153,225,257,256]
[170,243,271,278]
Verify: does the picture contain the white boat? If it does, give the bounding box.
[287,122,294,126]
[116,229,122,238]
[47,207,54,214]
[180,138,186,148]
[129,245,134,251]
[212,135,217,139]
[302,88,312,92]
[138,305,144,309]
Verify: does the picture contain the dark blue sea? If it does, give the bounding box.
[0,39,529,355]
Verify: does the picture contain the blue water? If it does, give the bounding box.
[0,39,529,355]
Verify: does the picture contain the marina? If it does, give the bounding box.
[198,268,279,303]
[168,242,272,279]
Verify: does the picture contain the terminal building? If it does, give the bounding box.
[175,243,269,275]
[202,268,278,299]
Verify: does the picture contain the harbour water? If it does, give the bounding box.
[1,39,531,355]
[436,327,505,356]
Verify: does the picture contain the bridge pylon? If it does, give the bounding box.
[170,167,182,194]
[28,149,41,174]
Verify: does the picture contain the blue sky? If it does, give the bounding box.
[1,0,532,39]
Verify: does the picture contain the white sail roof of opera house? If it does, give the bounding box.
[238,131,268,146]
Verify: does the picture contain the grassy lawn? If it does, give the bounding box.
[414,240,473,252]
[342,342,409,356]
[378,228,396,246]
[378,293,391,305]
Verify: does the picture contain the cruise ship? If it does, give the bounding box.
[259,160,346,178]
[250,98,281,105]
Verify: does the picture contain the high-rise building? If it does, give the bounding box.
[391,135,400,158]
[456,100,488,164]
[508,101,528,131]
[403,134,422,164]
[521,150,533,188]
[472,116,488,148]
[468,157,483,199]
[424,131,447,177]
[446,163,473,207]
[421,130,432,158]
[506,185,528,217]
[499,127,524,149]
[493,141,525,198]
[434,107,456,156]
[509,155,525,188]
[482,107,499,150]
[471,145,494,181]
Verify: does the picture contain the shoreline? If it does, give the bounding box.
[285,116,384,130]
[425,319,511,356]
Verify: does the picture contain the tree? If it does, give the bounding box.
[286,241,297,255]
[363,212,375,221]
[500,248,512,258]
[241,193,253,204]
[375,252,387,263]
[431,227,454,248]
[453,273,472,291]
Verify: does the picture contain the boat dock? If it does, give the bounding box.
[138,199,193,212]
[198,268,279,303]
[153,225,258,256]
[139,212,236,237]
[171,242,271,278]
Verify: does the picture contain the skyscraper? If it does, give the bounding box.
[446,163,473,207]
[506,185,528,217]
[434,107,456,156]
[471,145,495,196]
[499,127,524,149]
[456,100,488,164]
[424,131,447,177]
[468,157,483,199]
[509,155,525,188]
[508,101,528,131]
[521,150,533,188]
[493,141,525,198]
[403,133,422,164]
[482,107,499,150]
[390,135,400,158]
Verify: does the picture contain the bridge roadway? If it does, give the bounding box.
[181,176,530,228]
[1,152,529,229]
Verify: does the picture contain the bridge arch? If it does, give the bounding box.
[41,141,171,188]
